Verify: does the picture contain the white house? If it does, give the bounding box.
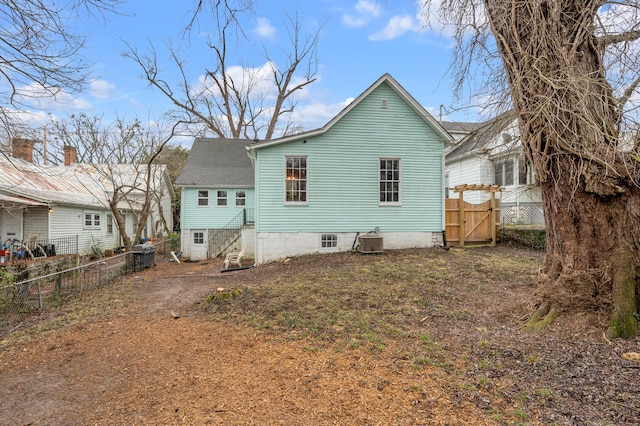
[444,112,544,225]
[0,140,174,256]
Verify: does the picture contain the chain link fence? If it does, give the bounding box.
[0,237,180,334]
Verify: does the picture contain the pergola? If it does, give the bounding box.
[452,184,502,247]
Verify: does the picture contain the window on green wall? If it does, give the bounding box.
[197,190,209,206]
[379,158,401,204]
[217,190,228,206]
[235,190,246,206]
[285,156,307,204]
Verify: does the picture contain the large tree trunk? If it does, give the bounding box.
[537,182,640,338]
[485,0,640,338]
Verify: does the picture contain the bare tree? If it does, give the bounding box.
[0,0,119,140]
[424,1,640,338]
[124,1,320,140]
[50,114,178,249]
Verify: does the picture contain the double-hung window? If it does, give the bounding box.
[379,158,401,204]
[235,190,246,206]
[197,190,209,206]
[217,190,228,206]
[285,156,307,204]
[106,214,113,234]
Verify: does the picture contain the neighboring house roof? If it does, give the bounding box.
[0,158,108,209]
[441,120,484,144]
[0,157,173,211]
[248,73,455,151]
[175,138,254,188]
[445,110,518,162]
[66,163,175,202]
[441,121,483,134]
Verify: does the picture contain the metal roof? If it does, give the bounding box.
[0,157,171,210]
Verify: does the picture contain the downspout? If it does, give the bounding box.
[441,147,448,250]
[245,145,258,267]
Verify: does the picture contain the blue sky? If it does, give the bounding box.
[16,0,483,145]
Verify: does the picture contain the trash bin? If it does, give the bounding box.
[132,243,156,271]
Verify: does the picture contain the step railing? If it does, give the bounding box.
[208,209,253,258]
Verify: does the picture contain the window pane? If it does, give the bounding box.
[285,156,307,203]
[504,160,514,185]
[379,159,400,204]
[494,163,503,186]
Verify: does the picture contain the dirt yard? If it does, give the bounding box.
[1,247,639,425]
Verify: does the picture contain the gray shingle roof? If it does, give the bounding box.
[175,138,254,187]
[445,111,516,161]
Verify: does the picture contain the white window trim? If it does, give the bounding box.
[379,157,402,206]
[197,190,209,207]
[284,155,309,206]
[494,158,515,187]
[106,214,113,235]
[217,190,228,207]
[235,190,246,207]
[83,211,102,230]
[320,233,338,249]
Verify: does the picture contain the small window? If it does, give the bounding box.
[235,190,246,206]
[495,159,514,186]
[379,158,401,204]
[197,190,209,206]
[217,190,228,206]
[285,156,307,203]
[83,212,101,229]
[321,234,337,248]
[107,214,113,234]
[193,231,204,244]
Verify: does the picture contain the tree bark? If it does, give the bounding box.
[485,0,640,338]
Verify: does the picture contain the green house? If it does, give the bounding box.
[177,74,453,263]
[247,73,453,264]
[175,139,255,260]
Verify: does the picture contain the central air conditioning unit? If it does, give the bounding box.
[358,233,383,254]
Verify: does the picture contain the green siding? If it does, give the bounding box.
[255,83,445,233]
[182,187,255,229]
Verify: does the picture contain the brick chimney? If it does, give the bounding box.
[63,146,77,166]
[12,138,35,162]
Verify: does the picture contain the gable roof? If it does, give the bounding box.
[175,138,254,187]
[248,73,455,151]
[445,110,518,162]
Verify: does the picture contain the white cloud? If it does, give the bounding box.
[254,17,276,41]
[89,79,116,99]
[342,0,381,28]
[14,83,92,111]
[289,97,354,131]
[369,15,421,41]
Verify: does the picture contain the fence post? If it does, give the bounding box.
[37,280,43,309]
[458,191,465,247]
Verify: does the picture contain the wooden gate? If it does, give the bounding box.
[445,185,501,247]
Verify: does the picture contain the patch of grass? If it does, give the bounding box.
[199,248,541,366]
[527,353,540,364]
